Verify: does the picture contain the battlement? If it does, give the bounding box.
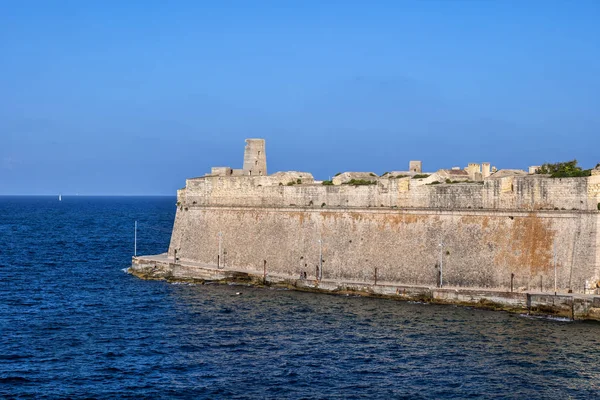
[191,139,600,212]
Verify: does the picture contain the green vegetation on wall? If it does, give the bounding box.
[343,179,377,186]
[412,174,430,179]
[322,180,334,185]
[536,160,591,178]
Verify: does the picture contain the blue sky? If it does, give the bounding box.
[1,0,599,195]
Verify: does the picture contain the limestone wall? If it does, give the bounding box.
[167,171,600,293]
[168,205,599,292]
[181,174,600,211]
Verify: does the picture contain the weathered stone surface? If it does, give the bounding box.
[163,139,600,296]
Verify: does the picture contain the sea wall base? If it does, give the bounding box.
[130,254,600,321]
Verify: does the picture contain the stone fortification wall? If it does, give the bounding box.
[181,174,600,211]
[168,205,600,292]
[483,175,600,211]
[167,143,600,294]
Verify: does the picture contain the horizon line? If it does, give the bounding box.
[0,194,176,197]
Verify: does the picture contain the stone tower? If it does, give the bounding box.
[409,161,422,173]
[242,139,267,176]
[482,162,491,178]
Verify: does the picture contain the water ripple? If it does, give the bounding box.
[1,196,600,399]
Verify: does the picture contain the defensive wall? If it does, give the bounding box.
[163,139,600,295]
[128,138,600,319]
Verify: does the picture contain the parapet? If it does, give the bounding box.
[190,139,599,211]
[529,166,541,174]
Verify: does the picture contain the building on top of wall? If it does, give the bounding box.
[243,139,267,176]
[207,138,267,177]
[332,172,379,185]
[380,161,428,179]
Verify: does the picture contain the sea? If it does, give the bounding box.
[1,196,599,399]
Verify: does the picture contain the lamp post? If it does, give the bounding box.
[134,220,137,257]
[553,241,557,295]
[318,239,323,281]
[439,242,444,288]
[218,232,223,269]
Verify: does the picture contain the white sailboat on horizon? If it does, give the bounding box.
[59,194,62,202]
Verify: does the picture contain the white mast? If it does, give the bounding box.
[134,221,137,257]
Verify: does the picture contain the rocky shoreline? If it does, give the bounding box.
[130,254,600,322]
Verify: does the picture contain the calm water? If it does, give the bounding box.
[1,196,599,399]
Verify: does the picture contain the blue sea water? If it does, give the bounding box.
[1,196,600,399]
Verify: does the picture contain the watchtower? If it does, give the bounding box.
[242,139,267,176]
[409,161,422,173]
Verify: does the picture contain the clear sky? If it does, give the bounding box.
[1,0,599,195]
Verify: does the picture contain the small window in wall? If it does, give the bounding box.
[255,160,258,165]
[258,151,261,156]
[259,171,262,175]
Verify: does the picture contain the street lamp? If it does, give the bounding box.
[318,239,323,280]
[439,242,444,288]
[218,232,223,269]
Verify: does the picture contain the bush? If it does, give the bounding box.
[322,180,334,185]
[412,174,430,179]
[286,181,295,186]
[381,172,390,176]
[427,181,441,185]
[334,172,342,177]
[343,179,377,186]
[536,160,591,178]
[598,203,600,211]
[369,173,376,177]
[394,174,409,179]
[296,178,302,184]
[321,203,326,208]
